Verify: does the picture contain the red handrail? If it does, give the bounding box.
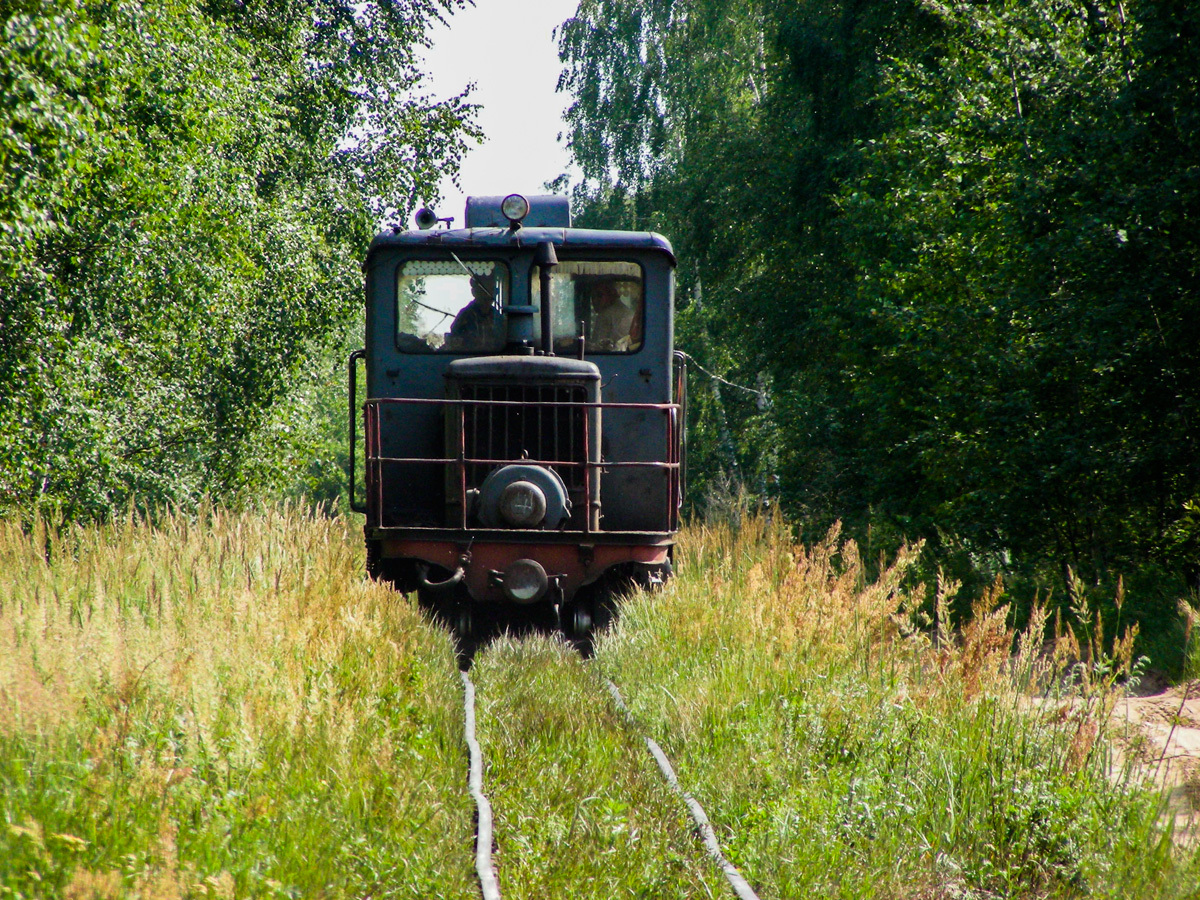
[363,395,682,532]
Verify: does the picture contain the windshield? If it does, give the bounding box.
[396,259,509,353]
[531,261,644,353]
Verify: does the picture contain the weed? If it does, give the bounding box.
[6,507,1198,898]
[594,517,1200,898]
[0,504,473,898]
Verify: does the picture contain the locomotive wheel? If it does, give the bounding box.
[556,600,595,656]
[567,603,593,635]
[559,600,595,638]
[454,604,474,638]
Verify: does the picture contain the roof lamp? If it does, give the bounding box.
[500,193,530,226]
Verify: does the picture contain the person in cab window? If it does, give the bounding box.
[590,280,641,351]
[444,277,502,351]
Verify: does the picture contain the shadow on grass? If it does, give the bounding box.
[418,594,628,669]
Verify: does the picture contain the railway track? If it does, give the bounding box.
[457,645,762,899]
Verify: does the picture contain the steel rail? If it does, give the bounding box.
[461,670,502,900]
[604,679,761,900]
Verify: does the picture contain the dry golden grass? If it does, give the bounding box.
[0,503,474,898]
[4,505,409,757]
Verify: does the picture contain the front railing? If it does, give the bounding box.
[362,396,682,533]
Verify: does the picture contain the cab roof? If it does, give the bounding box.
[367,226,676,266]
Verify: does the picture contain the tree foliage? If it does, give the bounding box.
[559,0,1200,587]
[0,0,476,518]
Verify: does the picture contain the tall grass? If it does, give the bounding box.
[0,504,473,899]
[7,506,1196,898]
[595,517,1200,898]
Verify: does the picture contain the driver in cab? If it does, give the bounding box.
[443,277,502,352]
[588,280,641,351]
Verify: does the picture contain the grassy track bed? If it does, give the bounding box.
[0,507,473,899]
[470,636,725,898]
[595,519,1200,899]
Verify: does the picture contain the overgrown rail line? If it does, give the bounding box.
[604,678,762,900]
[456,639,761,899]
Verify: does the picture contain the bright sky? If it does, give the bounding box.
[418,0,581,228]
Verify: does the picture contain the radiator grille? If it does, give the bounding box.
[458,382,589,491]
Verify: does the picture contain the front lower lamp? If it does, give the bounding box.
[501,558,549,603]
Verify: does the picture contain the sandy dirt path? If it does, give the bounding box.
[1109,681,1200,837]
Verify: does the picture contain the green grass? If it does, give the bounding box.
[592,517,1200,898]
[470,636,724,897]
[5,507,1198,899]
[0,505,473,899]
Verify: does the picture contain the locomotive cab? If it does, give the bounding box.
[350,194,684,634]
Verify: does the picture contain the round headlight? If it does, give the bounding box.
[502,559,548,604]
[500,193,530,224]
[499,480,547,527]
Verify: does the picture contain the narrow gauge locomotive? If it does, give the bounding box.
[350,194,684,635]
